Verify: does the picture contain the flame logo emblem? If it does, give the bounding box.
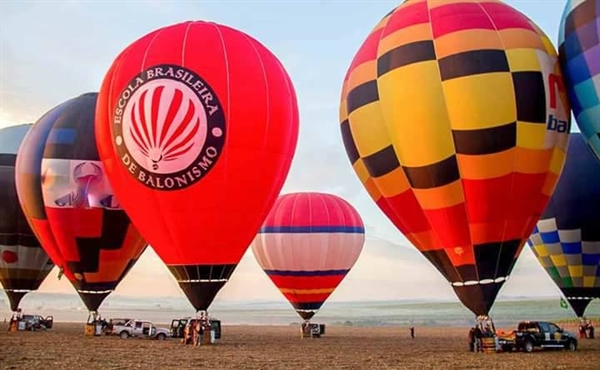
[113,64,226,191]
[128,83,204,171]
[122,79,208,174]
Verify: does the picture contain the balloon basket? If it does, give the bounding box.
[84,323,102,336]
[84,323,95,336]
[301,323,325,338]
[8,319,27,332]
[178,316,220,346]
[201,331,214,345]
[480,337,498,353]
[9,321,18,333]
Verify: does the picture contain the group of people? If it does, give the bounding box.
[578,318,595,339]
[467,315,498,352]
[181,312,212,346]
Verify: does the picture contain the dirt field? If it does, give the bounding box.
[0,323,598,369]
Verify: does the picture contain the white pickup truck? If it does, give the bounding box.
[111,319,170,340]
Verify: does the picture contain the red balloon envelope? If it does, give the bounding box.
[15,93,148,312]
[252,192,365,320]
[95,21,299,312]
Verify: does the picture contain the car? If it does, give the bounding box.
[498,321,578,352]
[111,319,170,340]
[170,317,189,339]
[20,314,54,331]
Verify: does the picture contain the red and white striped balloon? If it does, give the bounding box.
[251,192,365,320]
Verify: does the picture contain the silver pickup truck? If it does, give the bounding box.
[111,319,170,340]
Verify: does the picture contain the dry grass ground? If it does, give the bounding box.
[0,322,598,369]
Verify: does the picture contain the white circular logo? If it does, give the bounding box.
[122,79,208,174]
[112,64,226,191]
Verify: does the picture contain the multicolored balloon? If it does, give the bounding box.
[528,132,600,318]
[0,124,54,312]
[558,0,600,159]
[252,193,365,320]
[339,0,571,316]
[95,21,299,312]
[15,93,148,312]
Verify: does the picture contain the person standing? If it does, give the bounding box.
[474,325,483,352]
[468,327,476,352]
[409,327,415,339]
[579,318,587,339]
[192,320,200,346]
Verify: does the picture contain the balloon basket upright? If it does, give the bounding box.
[84,312,103,336]
[475,315,500,353]
[300,321,325,339]
[179,311,221,346]
[8,310,27,332]
[480,337,498,353]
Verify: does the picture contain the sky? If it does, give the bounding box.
[0,0,576,306]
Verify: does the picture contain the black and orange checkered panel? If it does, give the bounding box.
[340,0,570,315]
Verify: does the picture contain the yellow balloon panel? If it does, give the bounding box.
[442,73,517,130]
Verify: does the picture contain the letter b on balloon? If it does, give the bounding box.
[547,73,570,134]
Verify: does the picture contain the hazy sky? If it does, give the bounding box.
[0,0,575,307]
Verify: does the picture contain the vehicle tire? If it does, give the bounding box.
[157,333,166,341]
[523,340,534,353]
[565,340,577,351]
[119,331,129,339]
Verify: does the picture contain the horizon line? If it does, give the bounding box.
[1,291,565,305]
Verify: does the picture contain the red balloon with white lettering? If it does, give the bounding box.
[95,21,299,312]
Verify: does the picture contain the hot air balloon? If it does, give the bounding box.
[251,192,365,321]
[0,124,54,312]
[528,132,600,317]
[15,93,148,318]
[339,0,571,317]
[95,21,299,314]
[558,0,600,159]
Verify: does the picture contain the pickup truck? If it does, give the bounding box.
[498,321,578,353]
[111,319,170,340]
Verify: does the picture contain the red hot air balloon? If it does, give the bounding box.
[252,193,365,321]
[95,21,299,313]
[15,93,148,315]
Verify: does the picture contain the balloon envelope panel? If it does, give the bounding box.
[340,0,570,316]
[528,133,600,317]
[558,0,600,159]
[0,124,54,311]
